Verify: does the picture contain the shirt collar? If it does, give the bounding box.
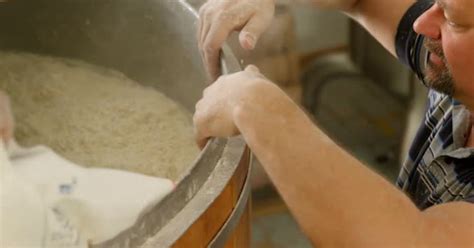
[449,100,471,151]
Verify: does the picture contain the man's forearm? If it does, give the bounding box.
[304,0,415,56]
[298,0,358,11]
[234,85,422,247]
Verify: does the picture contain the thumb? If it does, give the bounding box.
[239,12,273,50]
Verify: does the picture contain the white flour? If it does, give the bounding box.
[0,51,199,180]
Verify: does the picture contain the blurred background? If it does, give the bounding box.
[188,0,428,247]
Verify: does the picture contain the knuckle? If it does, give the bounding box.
[194,101,201,111]
[193,107,200,118]
[214,11,227,22]
[216,74,227,82]
[204,10,214,21]
[198,45,205,56]
[199,2,211,16]
[195,99,206,113]
[192,113,199,125]
[193,115,206,132]
[194,120,208,138]
[215,10,236,23]
[198,5,206,16]
[203,87,211,96]
[203,41,218,55]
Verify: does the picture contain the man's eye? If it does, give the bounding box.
[446,20,465,30]
[448,20,458,26]
[443,13,463,29]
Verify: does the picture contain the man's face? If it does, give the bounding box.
[423,37,455,95]
[414,0,474,101]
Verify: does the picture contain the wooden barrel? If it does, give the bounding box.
[0,0,250,247]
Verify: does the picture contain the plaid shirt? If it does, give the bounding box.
[396,91,474,209]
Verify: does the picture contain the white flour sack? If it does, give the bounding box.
[1,142,174,247]
[0,52,200,246]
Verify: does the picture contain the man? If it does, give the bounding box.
[193,0,474,247]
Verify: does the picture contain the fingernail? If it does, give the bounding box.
[246,65,260,74]
[241,32,256,50]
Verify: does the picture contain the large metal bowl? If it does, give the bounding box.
[0,0,249,247]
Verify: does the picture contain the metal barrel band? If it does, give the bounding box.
[207,155,253,248]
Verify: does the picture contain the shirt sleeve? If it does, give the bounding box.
[464,195,474,204]
[394,0,434,69]
[463,186,474,204]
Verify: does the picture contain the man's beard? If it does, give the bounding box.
[423,38,455,96]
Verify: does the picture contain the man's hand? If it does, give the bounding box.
[198,0,275,80]
[193,65,272,148]
[0,91,14,144]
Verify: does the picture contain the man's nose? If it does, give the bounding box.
[413,4,443,40]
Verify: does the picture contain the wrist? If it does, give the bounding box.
[233,80,291,128]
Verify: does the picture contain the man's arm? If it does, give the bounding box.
[234,79,473,247]
[198,0,415,78]
[303,0,416,56]
[193,66,474,247]
[343,0,415,56]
